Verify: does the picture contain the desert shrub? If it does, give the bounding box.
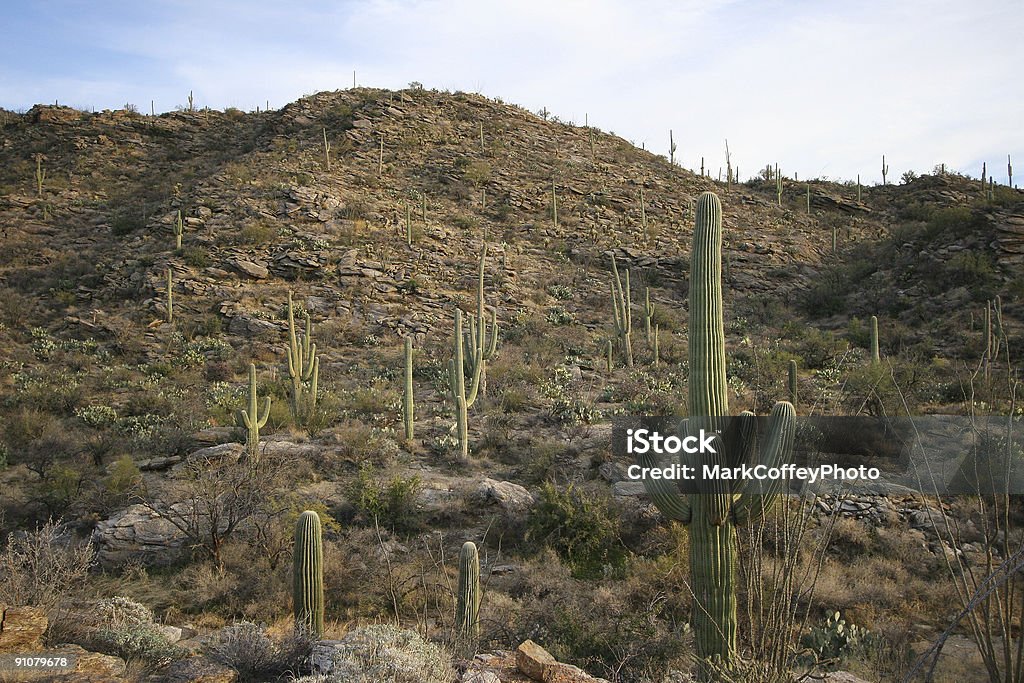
[0,519,95,611]
[90,596,180,664]
[539,366,600,426]
[527,483,625,578]
[347,463,422,533]
[295,625,453,683]
[207,621,314,680]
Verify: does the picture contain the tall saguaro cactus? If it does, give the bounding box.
[456,541,481,642]
[173,210,183,250]
[287,292,320,423]
[446,247,498,459]
[610,255,634,367]
[237,363,271,460]
[463,245,499,400]
[293,510,324,638]
[165,268,174,323]
[639,191,796,678]
[403,337,415,441]
[870,315,880,364]
[788,359,798,409]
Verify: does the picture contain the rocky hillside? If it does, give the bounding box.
[0,87,1022,682]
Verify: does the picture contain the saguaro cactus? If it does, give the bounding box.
[237,363,271,460]
[643,287,655,343]
[463,245,499,399]
[882,155,889,185]
[165,268,174,322]
[404,337,415,440]
[870,315,880,364]
[610,255,634,367]
[456,541,481,641]
[287,292,320,423]
[293,510,324,638]
[639,191,796,678]
[173,210,183,250]
[789,359,798,409]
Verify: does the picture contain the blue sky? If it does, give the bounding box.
[2,0,1022,184]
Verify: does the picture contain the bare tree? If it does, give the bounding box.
[136,446,289,570]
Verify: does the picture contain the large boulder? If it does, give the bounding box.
[91,504,189,569]
[471,478,535,520]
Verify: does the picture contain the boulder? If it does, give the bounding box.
[472,478,535,519]
[515,640,610,682]
[49,643,126,682]
[91,504,189,569]
[0,605,47,652]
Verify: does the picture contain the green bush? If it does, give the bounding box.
[347,463,422,533]
[527,483,624,578]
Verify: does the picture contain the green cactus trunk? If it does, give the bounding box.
[293,510,324,638]
[404,337,415,441]
[456,541,480,642]
[690,514,738,665]
[870,315,880,364]
[788,359,798,409]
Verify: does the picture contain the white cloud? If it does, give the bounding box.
[2,0,1021,182]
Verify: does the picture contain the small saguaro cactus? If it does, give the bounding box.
[378,135,384,177]
[639,191,796,678]
[1010,154,1014,188]
[237,363,271,460]
[551,178,558,228]
[653,324,660,368]
[643,287,655,343]
[322,127,331,172]
[606,339,613,374]
[982,161,987,185]
[639,186,648,240]
[293,510,324,638]
[669,129,677,165]
[403,337,415,441]
[446,311,471,460]
[870,315,880,364]
[610,255,634,367]
[173,210,183,250]
[406,202,413,246]
[857,174,862,202]
[882,155,889,184]
[165,268,174,322]
[788,359,798,409]
[456,541,481,642]
[806,183,811,214]
[776,168,783,207]
[286,292,320,423]
[34,154,46,197]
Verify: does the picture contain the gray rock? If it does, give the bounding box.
[91,504,188,569]
[471,478,534,518]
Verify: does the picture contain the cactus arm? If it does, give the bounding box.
[732,401,796,525]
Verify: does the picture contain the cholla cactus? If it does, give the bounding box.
[640,191,795,677]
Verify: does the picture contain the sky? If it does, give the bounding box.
[2,0,1022,185]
